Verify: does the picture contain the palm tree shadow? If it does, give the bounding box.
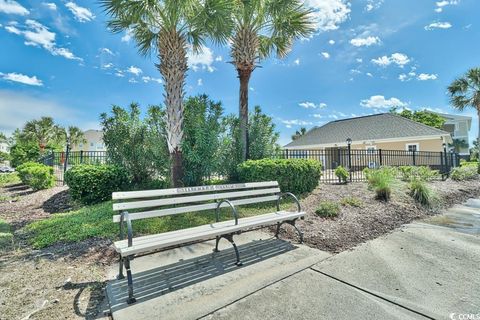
[106,238,298,313]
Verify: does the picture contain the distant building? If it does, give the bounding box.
[71,130,106,152]
[434,112,472,155]
[0,141,9,153]
[284,113,452,152]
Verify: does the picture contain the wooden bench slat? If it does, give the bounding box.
[112,195,279,222]
[113,187,281,211]
[114,211,305,256]
[112,181,279,200]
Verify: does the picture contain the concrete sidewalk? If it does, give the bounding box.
[106,199,480,320]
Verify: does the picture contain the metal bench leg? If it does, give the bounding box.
[275,219,304,244]
[117,256,125,280]
[124,257,136,304]
[223,234,243,266]
[213,236,221,253]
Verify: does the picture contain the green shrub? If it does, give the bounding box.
[237,159,322,194]
[315,201,340,217]
[0,173,20,187]
[398,166,439,182]
[65,164,129,204]
[408,179,438,208]
[0,219,10,233]
[340,196,363,207]
[450,165,479,181]
[364,167,397,201]
[335,165,349,184]
[0,232,13,250]
[16,162,55,190]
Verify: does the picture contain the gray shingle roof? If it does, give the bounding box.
[285,113,451,148]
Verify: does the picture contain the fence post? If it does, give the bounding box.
[285,149,289,159]
[347,144,352,182]
[379,149,383,166]
[80,150,84,164]
[63,141,70,185]
[412,150,416,166]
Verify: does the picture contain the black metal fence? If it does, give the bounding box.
[40,148,459,185]
[276,148,459,183]
[40,150,108,185]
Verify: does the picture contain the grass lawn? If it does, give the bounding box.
[24,200,293,249]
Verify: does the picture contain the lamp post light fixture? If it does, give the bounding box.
[346,138,352,182]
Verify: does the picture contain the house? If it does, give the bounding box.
[0,141,9,154]
[71,129,106,152]
[434,112,472,155]
[285,113,452,152]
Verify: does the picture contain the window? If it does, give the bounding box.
[79,143,83,148]
[406,143,419,152]
[90,142,94,147]
[366,146,377,154]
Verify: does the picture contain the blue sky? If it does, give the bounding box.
[0,0,479,146]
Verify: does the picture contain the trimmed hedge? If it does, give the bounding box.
[65,164,129,204]
[237,159,322,194]
[450,165,478,181]
[16,162,55,190]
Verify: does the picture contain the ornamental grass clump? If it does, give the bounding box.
[364,167,398,201]
[335,165,349,184]
[315,201,340,218]
[408,178,438,208]
[450,165,478,181]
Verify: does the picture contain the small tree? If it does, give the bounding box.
[100,103,170,185]
[391,108,446,129]
[22,117,65,153]
[182,95,224,186]
[291,127,307,141]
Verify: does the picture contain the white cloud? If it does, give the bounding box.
[65,2,95,23]
[305,0,351,32]
[312,114,323,118]
[360,95,407,109]
[99,47,114,55]
[365,0,383,11]
[328,39,335,45]
[281,119,313,128]
[101,63,113,69]
[398,73,408,82]
[417,73,438,81]
[127,66,142,76]
[4,20,82,61]
[320,52,330,59]
[435,0,459,12]
[371,53,410,67]
[350,36,380,47]
[128,78,138,83]
[121,29,133,42]
[0,72,43,86]
[141,76,162,84]
[187,46,215,72]
[42,2,56,10]
[215,55,222,62]
[0,0,29,15]
[366,72,373,77]
[114,71,124,78]
[299,101,327,109]
[197,78,203,86]
[424,21,452,30]
[356,58,363,63]
[293,58,300,65]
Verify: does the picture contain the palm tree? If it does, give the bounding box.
[102,0,233,187]
[448,67,480,150]
[228,0,314,160]
[64,126,86,147]
[291,127,307,141]
[450,138,469,153]
[23,117,64,153]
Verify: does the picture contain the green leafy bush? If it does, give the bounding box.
[65,164,129,204]
[398,166,439,182]
[340,196,363,207]
[0,219,13,250]
[364,167,397,201]
[16,162,55,190]
[0,173,20,187]
[450,165,479,181]
[315,201,340,217]
[335,165,349,183]
[408,179,438,208]
[237,159,322,194]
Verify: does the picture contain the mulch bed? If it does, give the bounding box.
[281,179,480,253]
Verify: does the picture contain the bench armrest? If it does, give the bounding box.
[276,192,301,213]
[215,199,239,225]
[119,211,133,247]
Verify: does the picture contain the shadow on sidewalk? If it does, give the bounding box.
[107,237,297,313]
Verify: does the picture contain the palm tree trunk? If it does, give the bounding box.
[238,67,252,161]
[477,107,480,151]
[158,29,188,187]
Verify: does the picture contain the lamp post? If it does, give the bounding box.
[63,136,71,185]
[346,138,352,182]
[442,142,448,175]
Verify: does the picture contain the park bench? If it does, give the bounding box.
[112,181,305,304]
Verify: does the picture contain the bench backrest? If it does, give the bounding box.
[112,181,280,223]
